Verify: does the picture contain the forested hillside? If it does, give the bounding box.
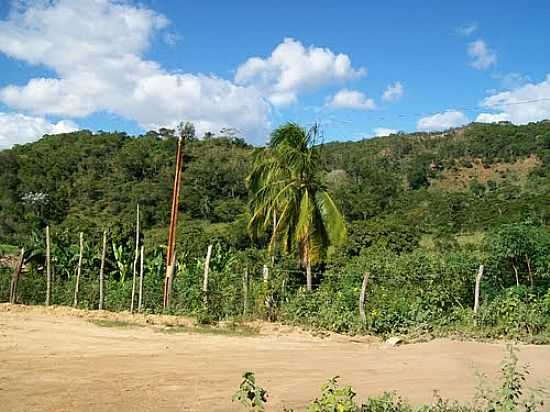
[1,122,549,251]
[1,121,549,339]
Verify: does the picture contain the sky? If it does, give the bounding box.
[0,0,549,148]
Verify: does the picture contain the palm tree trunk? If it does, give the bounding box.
[302,239,312,292]
[306,262,312,291]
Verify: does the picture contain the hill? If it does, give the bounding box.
[0,122,550,253]
[1,121,550,339]
[1,121,548,256]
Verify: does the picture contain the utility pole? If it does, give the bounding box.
[163,132,184,309]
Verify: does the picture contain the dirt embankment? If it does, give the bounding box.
[1,304,549,411]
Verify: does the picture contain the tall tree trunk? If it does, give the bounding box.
[512,263,519,287]
[73,232,83,308]
[99,230,107,310]
[45,225,51,306]
[9,248,25,304]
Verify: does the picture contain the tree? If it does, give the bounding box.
[485,224,550,287]
[247,123,346,291]
[178,121,196,142]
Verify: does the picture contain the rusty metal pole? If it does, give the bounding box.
[163,136,183,309]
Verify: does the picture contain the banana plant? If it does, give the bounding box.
[112,241,129,284]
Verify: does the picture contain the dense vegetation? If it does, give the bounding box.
[1,121,549,340]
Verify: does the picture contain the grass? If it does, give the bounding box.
[0,243,19,256]
[90,319,143,328]
[156,322,259,337]
[89,317,259,337]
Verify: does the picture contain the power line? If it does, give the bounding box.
[304,96,550,131]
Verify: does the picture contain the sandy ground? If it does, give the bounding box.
[0,305,549,411]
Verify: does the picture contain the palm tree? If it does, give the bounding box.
[247,123,346,291]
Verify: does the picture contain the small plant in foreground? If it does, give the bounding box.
[232,371,268,411]
[307,376,359,412]
[234,345,545,411]
[474,344,545,412]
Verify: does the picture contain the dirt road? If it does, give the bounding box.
[0,305,549,411]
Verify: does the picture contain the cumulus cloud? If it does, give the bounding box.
[0,112,78,148]
[373,127,397,137]
[235,38,366,106]
[467,39,497,70]
[475,112,510,123]
[0,0,270,143]
[476,74,550,124]
[382,81,404,102]
[417,111,469,131]
[327,89,375,110]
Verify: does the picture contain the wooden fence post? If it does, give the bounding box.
[73,232,83,307]
[473,264,484,326]
[99,231,107,310]
[131,204,140,313]
[202,245,213,307]
[242,267,249,316]
[45,225,51,306]
[138,245,144,312]
[359,272,370,325]
[9,248,25,304]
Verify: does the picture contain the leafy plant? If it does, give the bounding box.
[474,345,545,411]
[307,376,359,412]
[232,372,268,411]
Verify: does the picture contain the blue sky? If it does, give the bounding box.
[0,0,549,148]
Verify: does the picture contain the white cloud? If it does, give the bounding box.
[382,81,404,102]
[235,38,366,106]
[327,89,375,111]
[373,127,397,137]
[477,74,550,124]
[0,112,78,148]
[467,39,497,70]
[457,23,478,36]
[475,112,510,123]
[417,110,469,131]
[0,0,270,143]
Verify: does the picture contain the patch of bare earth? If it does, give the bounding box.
[430,155,541,192]
[1,304,549,411]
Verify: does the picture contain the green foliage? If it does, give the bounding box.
[484,224,550,287]
[232,372,268,411]
[474,345,545,412]
[307,377,359,412]
[1,121,550,341]
[248,123,347,290]
[235,347,544,411]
